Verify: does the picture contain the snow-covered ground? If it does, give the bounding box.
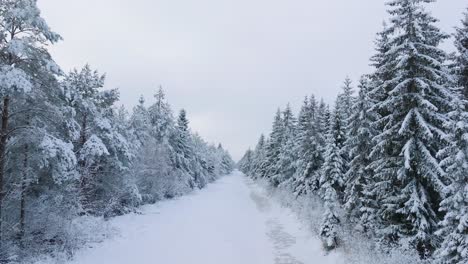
[66,171,343,264]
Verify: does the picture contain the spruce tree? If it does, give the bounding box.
[251,134,267,179]
[343,76,376,224]
[435,93,468,264]
[321,105,346,202]
[320,107,344,249]
[453,10,468,102]
[170,109,195,191]
[274,104,297,186]
[148,86,173,142]
[239,149,254,174]
[292,97,313,195]
[370,0,453,255]
[294,96,324,196]
[262,109,284,181]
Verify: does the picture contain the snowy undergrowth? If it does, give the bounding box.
[254,179,427,264]
[26,216,113,264]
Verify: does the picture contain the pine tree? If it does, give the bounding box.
[148,86,173,142]
[261,109,284,181]
[434,13,468,261]
[321,105,346,202]
[337,77,355,126]
[239,149,254,174]
[319,108,344,249]
[336,78,355,180]
[320,188,341,250]
[0,0,67,247]
[251,134,267,179]
[370,0,453,255]
[435,92,468,264]
[274,104,297,186]
[292,97,312,194]
[169,109,195,191]
[453,10,468,103]
[130,96,151,146]
[293,96,324,196]
[343,76,377,225]
[63,65,132,215]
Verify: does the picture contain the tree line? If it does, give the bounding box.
[0,0,234,262]
[239,1,467,263]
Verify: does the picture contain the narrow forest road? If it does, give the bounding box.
[68,171,343,264]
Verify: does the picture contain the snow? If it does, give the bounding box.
[58,171,343,264]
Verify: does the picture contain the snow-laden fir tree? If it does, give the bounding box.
[251,134,267,179]
[293,96,325,196]
[343,76,377,227]
[320,187,341,251]
[337,77,355,125]
[273,104,297,186]
[369,0,453,256]
[321,104,346,202]
[239,149,254,174]
[434,13,468,261]
[130,96,151,146]
[169,109,196,192]
[319,105,347,250]
[292,97,313,194]
[149,86,173,142]
[336,78,354,181]
[452,9,468,103]
[435,90,468,264]
[261,109,284,181]
[217,144,235,175]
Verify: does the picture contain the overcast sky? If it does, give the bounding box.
[39,0,466,160]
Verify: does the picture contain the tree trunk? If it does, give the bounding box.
[78,113,88,214]
[19,138,29,243]
[0,96,10,242]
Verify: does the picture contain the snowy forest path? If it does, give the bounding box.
[68,171,342,264]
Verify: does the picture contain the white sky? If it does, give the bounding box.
[39,0,467,160]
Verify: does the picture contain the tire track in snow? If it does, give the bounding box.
[248,181,304,264]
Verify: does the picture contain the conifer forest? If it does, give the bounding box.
[0,0,467,263]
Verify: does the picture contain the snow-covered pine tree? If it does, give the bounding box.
[0,0,76,251]
[336,78,354,181]
[369,0,453,256]
[217,143,235,175]
[337,77,355,125]
[357,22,394,240]
[251,134,267,179]
[453,9,468,103]
[148,86,173,142]
[293,96,324,196]
[321,104,346,202]
[343,76,377,226]
[191,134,214,188]
[63,65,132,216]
[319,103,347,250]
[434,14,468,262]
[261,109,284,181]
[435,89,468,264]
[130,96,151,146]
[239,149,254,174]
[292,97,313,194]
[169,109,195,192]
[273,104,297,186]
[320,187,341,251]
[318,100,331,145]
